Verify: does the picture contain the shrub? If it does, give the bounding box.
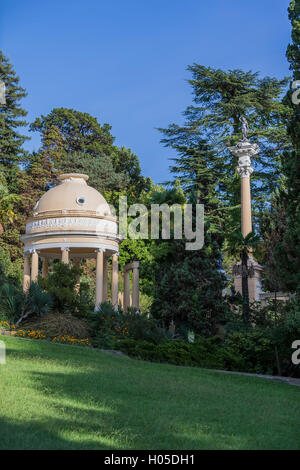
[22,312,90,339]
[223,329,275,374]
[89,303,175,348]
[117,336,226,369]
[39,261,93,316]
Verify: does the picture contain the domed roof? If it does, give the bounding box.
[34,174,112,217]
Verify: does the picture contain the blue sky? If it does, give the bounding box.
[1,0,292,184]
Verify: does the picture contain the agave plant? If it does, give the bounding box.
[0,282,23,323]
[15,283,53,326]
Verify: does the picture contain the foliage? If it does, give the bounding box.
[16,282,53,326]
[118,336,226,369]
[0,50,28,166]
[0,282,23,323]
[14,328,46,340]
[151,238,230,336]
[58,151,129,193]
[225,231,260,323]
[30,107,150,199]
[89,302,174,348]
[261,1,300,294]
[51,335,90,346]
[39,261,93,316]
[0,177,20,227]
[22,312,91,340]
[30,107,114,157]
[159,64,291,219]
[0,278,52,325]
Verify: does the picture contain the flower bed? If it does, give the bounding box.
[0,321,89,347]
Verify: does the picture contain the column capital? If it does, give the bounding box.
[95,248,105,253]
[61,247,70,252]
[228,139,260,159]
[29,249,37,254]
[228,139,259,178]
[237,166,253,178]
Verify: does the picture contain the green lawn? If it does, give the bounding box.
[0,335,299,450]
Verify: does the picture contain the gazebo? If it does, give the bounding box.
[21,173,140,310]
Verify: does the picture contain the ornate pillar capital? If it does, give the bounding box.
[228,139,259,179]
[236,165,253,178]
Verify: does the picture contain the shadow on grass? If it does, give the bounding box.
[1,340,300,450]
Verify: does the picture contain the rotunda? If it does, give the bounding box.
[21,173,139,309]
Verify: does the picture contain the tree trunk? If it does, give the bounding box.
[241,251,250,324]
[274,290,282,376]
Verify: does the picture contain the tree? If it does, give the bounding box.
[57,151,129,195]
[262,1,300,294]
[30,108,150,200]
[0,51,28,167]
[30,107,114,157]
[151,237,229,336]
[150,141,229,333]
[110,146,151,197]
[159,65,292,219]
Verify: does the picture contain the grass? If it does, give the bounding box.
[0,335,299,450]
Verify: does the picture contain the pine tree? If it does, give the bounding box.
[0,51,28,167]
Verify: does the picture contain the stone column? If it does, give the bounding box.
[240,176,252,237]
[103,257,108,302]
[31,250,39,282]
[95,249,104,309]
[228,139,259,237]
[23,254,31,293]
[61,247,70,264]
[229,139,261,303]
[111,253,119,309]
[123,269,130,311]
[42,258,48,278]
[132,261,140,310]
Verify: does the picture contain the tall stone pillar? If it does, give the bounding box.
[229,138,262,302]
[228,139,258,237]
[42,258,48,278]
[103,257,108,302]
[23,254,31,293]
[111,253,119,309]
[123,269,130,311]
[61,247,70,264]
[95,249,104,309]
[132,261,140,310]
[31,250,39,282]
